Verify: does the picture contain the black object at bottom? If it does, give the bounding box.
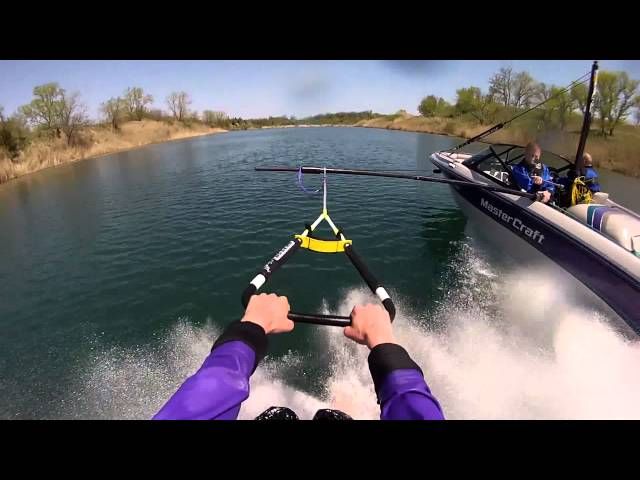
[255,407,299,420]
[312,409,353,420]
[254,406,352,420]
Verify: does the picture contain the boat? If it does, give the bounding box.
[430,61,640,335]
[255,61,640,336]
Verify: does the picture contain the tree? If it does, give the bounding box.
[550,86,575,131]
[166,92,191,121]
[571,83,588,114]
[595,71,640,137]
[418,95,449,117]
[488,67,515,107]
[59,91,88,146]
[202,110,229,127]
[535,83,555,128]
[418,95,439,117]
[455,87,495,124]
[608,72,639,136]
[0,106,31,159]
[101,97,127,131]
[123,87,153,121]
[512,71,537,108]
[18,82,65,138]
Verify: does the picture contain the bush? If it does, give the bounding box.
[0,112,30,160]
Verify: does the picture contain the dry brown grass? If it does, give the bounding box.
[357,115,640,177]
[0,120,227,184]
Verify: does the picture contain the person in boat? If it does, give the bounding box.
[555,152,600,207]
[152,293,445,420]
[581,153,601,193]
[511,142,556,203]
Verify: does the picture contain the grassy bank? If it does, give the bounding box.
[356,114,640,177]
[0,120,226,185]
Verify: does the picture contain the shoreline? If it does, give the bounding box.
[3,118,637,184]
[0,122,228,186]
[353,117,640,178]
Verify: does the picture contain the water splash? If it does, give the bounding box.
[67,242,640,420]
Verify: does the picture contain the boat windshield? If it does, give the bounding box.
[463,144,574,188]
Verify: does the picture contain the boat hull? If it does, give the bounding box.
[431,153,640,336]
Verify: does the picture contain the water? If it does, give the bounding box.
[1,127,639,419]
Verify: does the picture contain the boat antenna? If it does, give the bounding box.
[574,61,599,177]
[448,68,593,152]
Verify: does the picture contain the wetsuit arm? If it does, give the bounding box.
[511,164,533,192]
[153,320,267,420]
[368,343,444,420]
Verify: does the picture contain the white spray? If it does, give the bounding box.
[68,243,640,420]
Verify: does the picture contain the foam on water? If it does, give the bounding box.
[68,241,640,419]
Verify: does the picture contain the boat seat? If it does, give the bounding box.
[566,203,640,256]
[483,169,510,184]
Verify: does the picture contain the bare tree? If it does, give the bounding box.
[166,92,192,121]
[203,110,229,126]
[101,97,126,131]
[512,72,537,108]
[124,87,153,121]
[488,67,514,107]
[59,91,88,146]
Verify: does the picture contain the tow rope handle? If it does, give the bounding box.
[241,238,396,327]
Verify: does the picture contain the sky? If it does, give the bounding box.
[1,60,639,120]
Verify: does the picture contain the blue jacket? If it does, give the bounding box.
[153,320,445,420]
[511,161,556,195]
[584,166,600,193]
[558,166,600,194]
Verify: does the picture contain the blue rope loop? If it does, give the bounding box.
[297,166,323,195]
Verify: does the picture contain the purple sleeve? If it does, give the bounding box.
[153,321,268,420]
[368,343,445,420]
[378,369,444,420]
[153,341,255,420]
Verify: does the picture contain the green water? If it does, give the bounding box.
[1,127,639,420]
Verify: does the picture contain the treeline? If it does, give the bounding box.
[232,111,379,128]
[0,79,381,162]
[418,67,640,137]
[0,83,244,161]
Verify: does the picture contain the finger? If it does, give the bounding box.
[281,296,290,312]
[344,326,355,339]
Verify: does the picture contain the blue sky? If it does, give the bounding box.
[1,60,639,120]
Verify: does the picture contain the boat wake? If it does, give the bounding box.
[66,241,640,419]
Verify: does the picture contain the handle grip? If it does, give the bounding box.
[241,238,396,326]
[344,244,396,322]
[287,311,351,327]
